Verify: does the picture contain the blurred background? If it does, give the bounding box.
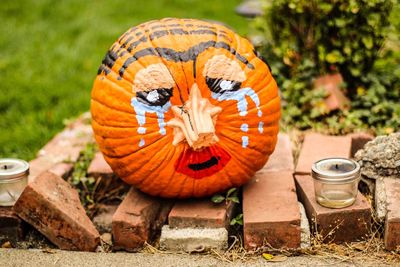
[0,0,399,160]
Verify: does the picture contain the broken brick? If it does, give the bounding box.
[0,206,26,245]
[13,171,100,251]
[382,178,400,251]
[88,152,113,177]
[314,73,350,112]
[112,188,172,251]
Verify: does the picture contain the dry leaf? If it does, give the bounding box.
[269,255,288,262]
[42,249,56,254]
[1,241,12,248]
[352,243,366,251]
[262,253,274,260]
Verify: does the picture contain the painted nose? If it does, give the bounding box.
[167,83,222,150]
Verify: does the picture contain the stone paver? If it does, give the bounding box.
[299,202,311,248]
[243,171,301,250]
[295,133,352,174]
[159,226,227,252]
[13,171,100,251]
[168,199,234,229]
[88,152,113,177]
[0,207,26,245]
[295,175,371,243]
[381,178,400,251]
[112,188,173,252]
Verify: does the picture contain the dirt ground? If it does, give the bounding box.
[0,248,396,267]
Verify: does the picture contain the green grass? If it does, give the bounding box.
[0,0,249,160]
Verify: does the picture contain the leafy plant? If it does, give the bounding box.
[211,188,243,226]
[230,213,243,226]
[253,0,400,134]
[69,143,97,205]
[68,143,129,216]
[211,187,240,204]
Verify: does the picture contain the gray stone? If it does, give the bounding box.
[235,0,264,18]
[159,225,227,252]
[375,178,387,222]
[360,176,376,195]
[298,202,311,248]
[355,133,400,180]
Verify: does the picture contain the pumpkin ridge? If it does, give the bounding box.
[92,121,171,154]
[92,76,133,98]
[90,98,133,116]
[132,141,178,193]
[98,134,170,159]
[91,106,171,128]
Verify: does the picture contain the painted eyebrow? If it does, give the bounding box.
[111,41,254,77]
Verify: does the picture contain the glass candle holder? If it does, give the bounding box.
[0,158,29,206]
[312,158,361,209]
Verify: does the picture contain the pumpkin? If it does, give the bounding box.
[91,18,280,198]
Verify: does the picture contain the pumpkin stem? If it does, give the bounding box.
[167,83,221,150]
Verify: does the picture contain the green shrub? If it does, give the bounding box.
[253,0,400,134]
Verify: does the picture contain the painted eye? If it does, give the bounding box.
[206,77,241,94]
[136,88,173,106]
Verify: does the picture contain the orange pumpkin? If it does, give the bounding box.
[91,18,280,198]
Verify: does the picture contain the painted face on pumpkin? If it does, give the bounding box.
[130,51,262,179]
[91,18,280,198]
[131,63,175,147]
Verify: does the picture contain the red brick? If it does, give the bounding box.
[0,207,26,245]
[48,162,74,178]
[28,157,56,181]
[29,115,94,182]
[263,133,294,172]
[314,73,350,112]
[93,204,118,234]
[383,178,400,251]
[295,175,371,243]
[168,199,234,229]
[348,132,374,157]
[13,171,100,251]
[243,171,301,250]
[112,188,173,251]
[295,133,352,174]
[88,152,113,177]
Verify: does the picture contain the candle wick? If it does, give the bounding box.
[335,164,339,169]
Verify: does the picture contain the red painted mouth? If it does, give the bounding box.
[174,145,231,179]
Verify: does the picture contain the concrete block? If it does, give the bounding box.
[159,225,227,252]
[299,202,311,248]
